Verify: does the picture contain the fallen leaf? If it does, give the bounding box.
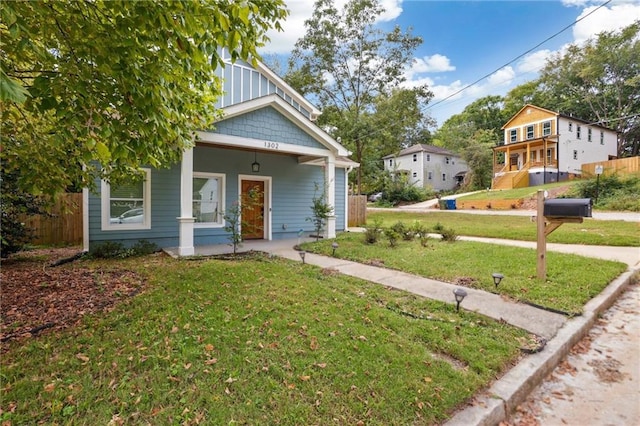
[310,336,319,350]
[205,358,218,365]
[76,353,90,363]
[299,375,311,381]
[44,383,56,392]
[204,344,214,352]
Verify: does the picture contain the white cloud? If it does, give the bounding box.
[411,54,456,74]
[262,0,404,54]
[487,67,515,87]
[516,49,553,74]
[573,2,640,44]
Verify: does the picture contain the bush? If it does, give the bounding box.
[89,240,159,259]
[0,170,48,258]
[364,217,383,244]
[385,228,400,247]
[567,175,640,211]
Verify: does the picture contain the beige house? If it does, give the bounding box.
[492,105,618,189]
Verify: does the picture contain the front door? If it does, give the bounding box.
[241,180,264,240]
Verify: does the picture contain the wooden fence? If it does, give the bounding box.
[582,156,640,177]
[348,195,367,227]
[20,193,83,246]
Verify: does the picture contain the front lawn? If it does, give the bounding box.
[2,253,530,425]
[302,232,627,314]
[368,211,639,247]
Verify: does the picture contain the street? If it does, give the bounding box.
[506,279,640,426]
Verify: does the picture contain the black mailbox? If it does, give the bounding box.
[544,198,592,218]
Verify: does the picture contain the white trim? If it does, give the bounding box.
[253,62,322,120]
[101,168,151,231]
[238,174,272,241]
[197,131,335,158]
[82,186,89,252]
[193,172,226,228]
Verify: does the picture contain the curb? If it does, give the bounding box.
[445,266,638,426]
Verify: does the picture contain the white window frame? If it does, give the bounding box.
[573,150,578,160]
[101,168,151,231]
[193,172,225,228]
[510,129,517,142]
[526,125,534,140]
[600,131,604,145]
[428,171,432,180]
[588,128,592,142]
[442,173,446,181]
[412,153,417,162]
[568,122,573,132]
[542,121,551,136]
[576,125,581,139]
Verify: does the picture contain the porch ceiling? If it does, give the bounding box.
[494,135,558,152]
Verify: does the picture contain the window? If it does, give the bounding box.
[389,159,393,166]
[576,125,581,139]
[573,150,578,160]
[412,154,417,162]
[600,131,604,145]
[588,128,592,142]
[543,121,551,136]
[526,125,534,140]
[426,154,431,161]
[568,122,573,132]
[428,171,432,180]
[412,172,417,178]
[193,173,225,227]
[509,129,517,142]
[445,157,450,164]
[102,168,151,230]
[442,173,446,181]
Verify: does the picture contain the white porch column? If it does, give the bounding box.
[325,155,336,239]
[178,147,195,256]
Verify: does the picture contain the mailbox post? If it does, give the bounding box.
[536,190,592,279]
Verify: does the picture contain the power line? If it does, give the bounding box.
[426,0,613,113]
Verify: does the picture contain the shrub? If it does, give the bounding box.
[363,217,383,244]
[411,221,429,238]
[440,227,458,243]
[89,240,159,259]
[385,228,400,247]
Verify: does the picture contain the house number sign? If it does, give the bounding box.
[264,141,279,150]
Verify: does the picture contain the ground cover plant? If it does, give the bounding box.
[302,232,627,314]
[367,211,639,247]
[456,182,575,202]
[1,251,530,425]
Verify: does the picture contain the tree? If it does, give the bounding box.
[1,0,288,198]
[286,0,428,194]
[537,21,640,156]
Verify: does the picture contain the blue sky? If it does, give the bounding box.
[261,0,640,127]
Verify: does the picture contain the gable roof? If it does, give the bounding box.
[502,104,617,132]
[382,144,460,159]
[199,94,352,157]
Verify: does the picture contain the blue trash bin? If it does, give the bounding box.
[446,199,456,210]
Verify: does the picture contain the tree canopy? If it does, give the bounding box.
[1,0,288,197]
[286,0,431,193]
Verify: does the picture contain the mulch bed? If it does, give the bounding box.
[1,247,146,347]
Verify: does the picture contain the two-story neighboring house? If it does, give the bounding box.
[382,144,468,191]
[492,104,618,190]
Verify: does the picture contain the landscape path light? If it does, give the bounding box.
[299,250,306,264]
[453,288,467,312]
[492,273,504,288]
[331,242,339,256]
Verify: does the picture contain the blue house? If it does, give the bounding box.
[84,51,358,256]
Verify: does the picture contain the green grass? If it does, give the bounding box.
[302,232,627,314]
[368,211,639,247]
[1,254,530,425]
[457,182,576,201]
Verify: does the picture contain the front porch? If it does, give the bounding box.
[492,137,558,190]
